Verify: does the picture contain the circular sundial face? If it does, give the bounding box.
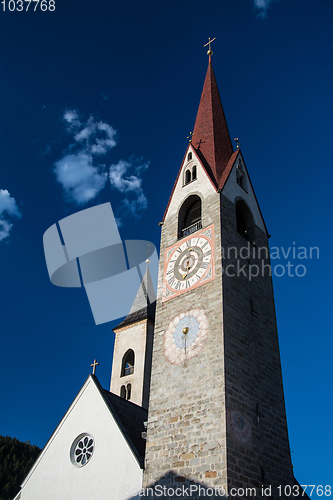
[163,308,209,365]
[229,411,252,443]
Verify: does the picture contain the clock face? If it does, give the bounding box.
[163,308,209,365]
[228,410,252,443]
[162,225,215,301]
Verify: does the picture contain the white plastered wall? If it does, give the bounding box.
[20,377,142,500]
[164,145,216,220]
[110,321,148,407]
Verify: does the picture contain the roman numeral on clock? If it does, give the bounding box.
[203,250,211,258]
[168,276,176,287]
[186,239,192,248]
[175,281,182,291]
[201,261,209,269]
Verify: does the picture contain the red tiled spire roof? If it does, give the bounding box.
[192,56,234,186]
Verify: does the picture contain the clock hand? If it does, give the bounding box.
[183,327,188,354]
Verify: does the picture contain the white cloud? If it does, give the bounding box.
[54,153,107,205]
[54,109,149,217]
[109,159,149,219]
[64,110,80,124]
[0,189,21,217]
[63,109,81,132]
[253,0,277,17]
[0,220,13,242]
[54,111,117,205]
[73,116,117,155]
[0,189,21,242]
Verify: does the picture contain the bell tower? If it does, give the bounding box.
[110,266,156,409]
[143,53,295,497]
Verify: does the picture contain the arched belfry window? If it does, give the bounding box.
[121,349,135,377]
[188,152,192,161]
[120,383,131,400]
[184,165,197,186]
[178,195,202,238]
[236,199,255,241]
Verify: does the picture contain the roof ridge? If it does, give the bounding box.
[192,58,234,185]
[114,266,156,330]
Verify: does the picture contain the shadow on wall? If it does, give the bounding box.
[128,471,227,499]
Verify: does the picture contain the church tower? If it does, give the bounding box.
[143,53,294,497]
[110,266,156,409]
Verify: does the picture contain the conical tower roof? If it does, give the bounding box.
[192,57,234,186]
[114,266,156,330]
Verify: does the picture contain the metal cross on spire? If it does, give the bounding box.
[204,37,216,56]
[90,359,99,375]
[234,138,241,149]
[187,131,195,143]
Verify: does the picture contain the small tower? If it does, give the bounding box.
[110,266,156,409]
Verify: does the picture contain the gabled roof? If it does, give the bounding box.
[94,376,147,468]
[114,266,156,330]
[218,149,240,190]
[20,375,148,491]
[162,143,218,222]
[192,57,234,185]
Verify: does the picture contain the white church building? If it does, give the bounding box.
[14,269,154,500]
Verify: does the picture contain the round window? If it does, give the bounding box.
[70,433,94,467]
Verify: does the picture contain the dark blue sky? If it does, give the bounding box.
[0,0,332,492]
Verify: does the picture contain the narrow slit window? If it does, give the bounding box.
[236,199,255,241]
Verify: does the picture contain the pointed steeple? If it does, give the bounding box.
[192,57,234,186]
[114,266,156,330]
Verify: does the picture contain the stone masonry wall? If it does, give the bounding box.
[143,188,229,496]
[143,188,294,500]
[220,193,294,500]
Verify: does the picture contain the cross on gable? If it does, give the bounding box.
[90,359,99,375]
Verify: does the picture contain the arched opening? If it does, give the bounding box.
[235,199,255,241]
[185,169,191,185]
[187,152,192,161]
[236,163,247,191]
[237,171,244,188]
[121,349,135,377]
[178,195,202,238]
[120,385,126,399]
[192,165,197,180]
[126,383,131,400]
